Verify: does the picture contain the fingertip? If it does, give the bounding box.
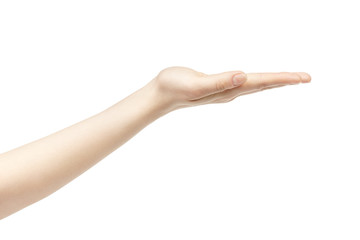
[298,72,312,83]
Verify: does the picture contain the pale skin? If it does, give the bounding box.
[0,66,311,219]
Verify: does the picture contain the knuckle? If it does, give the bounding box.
[215,80,227,92]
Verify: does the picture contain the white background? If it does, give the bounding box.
[0,0,359,239]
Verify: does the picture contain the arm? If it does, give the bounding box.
[0,66,311,219]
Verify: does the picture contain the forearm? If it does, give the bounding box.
[0,80,170,219]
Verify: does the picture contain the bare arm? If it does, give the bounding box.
[0,66,311,219]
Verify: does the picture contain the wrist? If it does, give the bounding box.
[142,79,177,117]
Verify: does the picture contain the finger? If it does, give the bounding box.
[237,84,288,97]
[190,71,247,100]
[241,72,311,92]
[189,71,311,105]
[191,83,289,105]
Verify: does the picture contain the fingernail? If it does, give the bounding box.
[232,73,247,86]
[298,72,311,83]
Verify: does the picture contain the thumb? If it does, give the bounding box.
[198,71,247,97]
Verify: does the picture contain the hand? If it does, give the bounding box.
[150,66,311,110]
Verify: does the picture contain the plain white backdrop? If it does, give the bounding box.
[0,0,359,239]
